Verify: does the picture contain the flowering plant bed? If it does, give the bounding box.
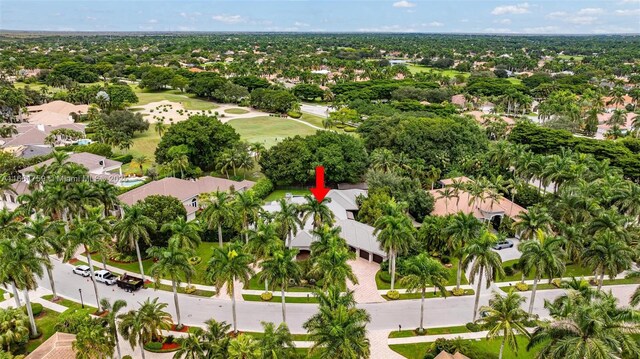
[144,341,180,352]
[170,324,189,332]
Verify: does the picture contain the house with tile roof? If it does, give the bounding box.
[25,332,77,359]
[117,176,255,221]
[0,123,86,149]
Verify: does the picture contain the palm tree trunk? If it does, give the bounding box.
[231,282,238,334]
[85,248,103,312]
[101,253,107,270]
[288,231,293,249]
[473,267,484,321]
[281,286,287,324]
[264,279,269,292]
[419,288,425,331]
[390,252,396,291]
[139,336,146,359]
[218,225,223,248]
[598,270,605,291]
[46,265,58,300]
[23,289,38,336]
[499,337,505,359]
[114,333,122,359]
[12,281,22,307]
[244,220,248,244]
[172,279,181,328]
[529,275,539,315]
[135,240,146,283]
[456,256,463,290]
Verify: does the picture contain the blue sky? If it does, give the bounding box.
[1,0,639,34]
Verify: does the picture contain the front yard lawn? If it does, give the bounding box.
[390,336,535,359]
[499,259,593,282]
[376,258,468,290]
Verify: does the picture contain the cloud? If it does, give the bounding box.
[547,11,599,25]
[212,14,246,24]
[483,27,514,33]
[425,21,444,27]
[494,18,512,24]
[546,11,567,18]
[293,21,310,27]
[358,24,417,32]
[148,19,158,24]
[523,26,559,33]
[565,16,598,25]
[393,1,416,8]
[615,8,640,15]
[577,8,603,15]
[491,3,530,15]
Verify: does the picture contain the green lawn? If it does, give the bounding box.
[383,288,474,301]
[245,274,316,292]
[242,294,319,304]
[224,108,250,115]
[263,189,309,203]
[390,336,536,359]
[389,325,470,338]
[376,258,468,290]
[25,309,61,353]
[76,242,217,285]
[119,127,161,160]
[227,116,318,148]
[406,65,470,78]
[42,294,97,312]
[242,331,310,341]
[132,85,218,110]
[299,113,325,128]
[499,259,593,282]
[557,54,584,62]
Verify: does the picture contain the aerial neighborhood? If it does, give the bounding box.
[1,1,640,358]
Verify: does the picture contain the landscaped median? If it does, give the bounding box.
[242,293,319,304]
[381,288,474,301]
[496,273,640,292]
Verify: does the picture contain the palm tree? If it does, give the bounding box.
[259,248,301,324]
[463,230,505,321]
[519,230,566,314]
[114,205,157,283]
[258,321,296,359]
[436,187,455,213]
[118,297,173,359]
[200,191,235,247]
[100,298,128,359]
[63,219,110,311]
[513,205,553,241]
[446,212,482,290]
[23,213,63,301]
[233,190,262,243]
[304,286,371,359]
[174,318,232,359]
[246,221,284,292]
[374,203,414,291]
[147,243,195,330]
[155,121,167,137]
[73,318,116,359]
[205,243,255,333]
[582,229,634,291]
[398,253,449,333]
[131,155,148,176]
[228,334,261,359]
[0,236,49,337]
[0,306,30,353]
[477,290,530,359]
[311,239,357,290]
[300,194,335,230]
[161,217,202,251]
[274,198,302,249]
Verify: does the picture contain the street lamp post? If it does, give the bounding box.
[79,288,84,308]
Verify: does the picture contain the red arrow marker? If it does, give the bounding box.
[310,166,330,202]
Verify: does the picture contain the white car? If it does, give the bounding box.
[94,270,117,285]
[72,265,91,277]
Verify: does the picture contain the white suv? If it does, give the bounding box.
[94,270,117,285]
[72,265,91,277]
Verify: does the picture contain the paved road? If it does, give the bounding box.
[36,258,638,334]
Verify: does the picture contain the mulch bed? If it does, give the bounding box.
[170,324,189,332]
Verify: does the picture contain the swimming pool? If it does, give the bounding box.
[119,179,145,187]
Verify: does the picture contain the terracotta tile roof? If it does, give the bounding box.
[439,176,472,187]
[0,123,85,148]
[27,111,73,126]
[26,332,76,359]
[20,152,121,175]
[27,100,89,116]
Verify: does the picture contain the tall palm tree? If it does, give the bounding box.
[304,286,371,359]
[228,334,261,359]
[463,230,505,321]
[519,230,565,314]
[119,297,173,359]
[204,243,255,333]
[374,203,414,291]
[23,213,63,300]
[582,229,634,291]
[311,239,357,290]
[259,248,301,324]
[93,180,120,217]
[300,195,335,230]
[63,219,110,311]
[114,205,157,283]
[258,321,296,359]
[398,253,449,332]
[233,190,262,243]
[436,187,455,213]
[0,236,49,337]
[513,206,553,241]
[274,198,302,249]
[446,212,482,290]
[148,243,195,330]
[174,318,232,359]
[161,217,202,251]
[477,290,530,359]
[246,221,284,291]
[100,298,128,359]
[200,191,235,247]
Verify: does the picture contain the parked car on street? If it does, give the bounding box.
[117,273,144,292]
[492,240,514,250]
[72,265,91,277]
[94,270,117,285]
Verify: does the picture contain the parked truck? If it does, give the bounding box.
[116,273,144,292]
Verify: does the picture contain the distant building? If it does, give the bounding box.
[26,100,89,126]
[19,152,122,183]
[26,332,77,359]
[0,123,86,149]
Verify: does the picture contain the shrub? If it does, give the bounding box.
[251,178,274,200]
[344,126,357,132]
[23,303,43,316]
[515,282,529,291]
[551,278,562,288]
[145,342,163,350]
[123,356,133,359]
[184,285,197,294]
[164,335,174,344]
[260,292,273,301]
[504,265,514,276]
[287,111,302,118]
[451,288,465,296]
[511,262,521,271]
[188,256,202,265]
[465,322,482,332]
[440,256,451,265]
[386,290,400,300]
[379,271,392,283]
[112,154,133,164]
